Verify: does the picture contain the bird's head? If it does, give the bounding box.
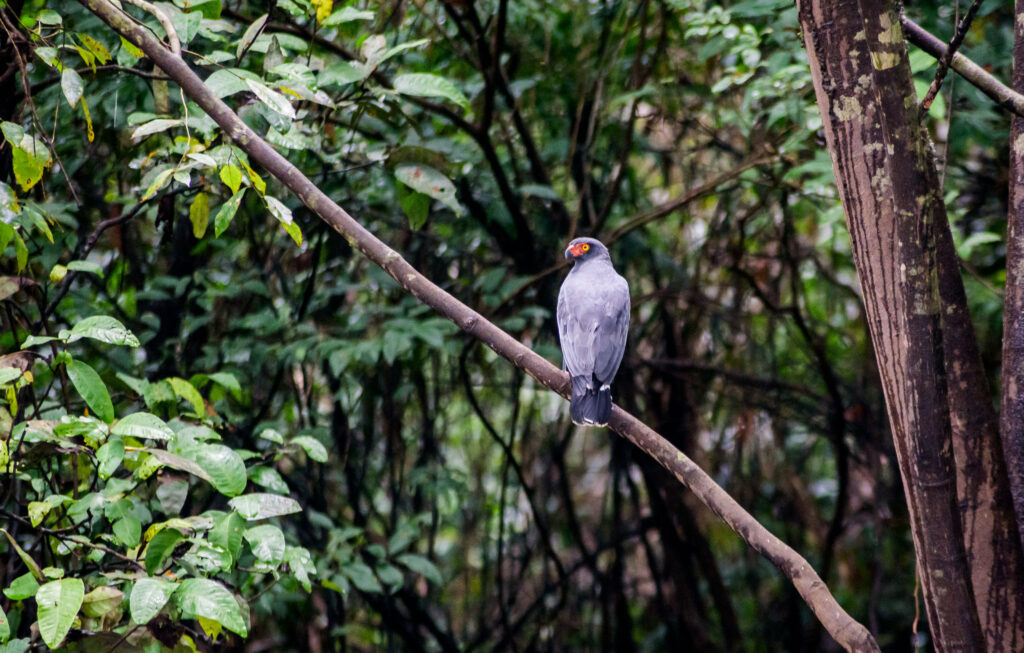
[564,237,609,262]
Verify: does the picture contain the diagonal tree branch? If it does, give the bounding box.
[77,1,878,650]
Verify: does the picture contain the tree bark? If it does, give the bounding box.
[76,0,879,649]
[797,0,1024,650]
[1003,0,1024,578]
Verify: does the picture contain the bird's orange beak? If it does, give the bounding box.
[565,243,584,259]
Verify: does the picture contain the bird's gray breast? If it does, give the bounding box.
[557,262,630,382]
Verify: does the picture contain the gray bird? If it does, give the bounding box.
[557,237,630,426]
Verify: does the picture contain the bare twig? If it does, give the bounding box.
[77,2,879,650]
[901,15,1024,118]
[919,0,985,112]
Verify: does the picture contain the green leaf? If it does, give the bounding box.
[28,501,50,527]
[142,448,213,484]
[0,601,8,643]
[248,465,289,493]
[259,428,284,444]
[400,190,430,230]
[145,528,184,575]
[228,493,302,520]
[20,334,57,349]
[393,73,469,109]
[61,69,83,108]
[130,118,182,142]
[214,188,245,237]
[66,260,103,277]
[210,511,246,564]
[245,79,296,119]
[396,553,442,585]
[318,61,370,87]
[35,577,84,648]
[190,191,210,238]
[96,437,124,479]
[68,315,140,347]
[244,524,286,568]
[167,377,205,416]
[290,435,328,463]
[174,579,248,636]
[209,372,243,400]
[194,444,247,496]
[395,164,462,215]
[0,529,43,580]
[219,164,242,194]
[81,586,123,618]
[129,577,176,625]
[111,412,174,440]
[265,196,302,246]
[113,516,141,547]
[236,13,268,60]
[284,546,316,592]
[142,168,173,200]
[321,6,374,25]
[3,573,39,600]
[343,561,382,593]
[0,368,21,386]
[66,359,114,424]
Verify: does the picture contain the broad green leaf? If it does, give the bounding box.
[395,164,462,215]
[129,577,176,624]
[3,573,39,600]
[194,444,247,496]
[400,190,430,230]
[35,577,84,648]
[142,168,173,200]
[131,118,182,142]
[214,188,245,237]
[265,196,302,246]
[245,79,296,119]
[0,601,8,643]
[66,359,114,423]
[393,73,469,109]
[236,14,268,60]
[69,315,140,347]
[228,493,302,520]
[36,9,62,25]
[190,191,210,238]
[343,561,381,593]
[219,164,242,194]
[318,61,370,87]
[174,579,247,636]
[96,437,124,479]
[244,524,286,568]
[111,412,173,440]
[248,465,289,493]
[0,529,43,580]
[167,377,205,416]
[290,435,328,463]
[284,546,316,592]
[61,69,83,108]
[321,6,374,25]
[0,369,21,386]
[145,528,184,575]
[113,516,141,547]
[81,586,123,618]
[208,372,243,400]
[259,428,284,443]
[396,553,442,585]
[67,260,103,277]
[142,448,213,483]
[210,511,246,564]
[20,335,56,349]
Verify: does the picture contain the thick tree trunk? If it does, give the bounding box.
[798,0,1024,650]
[1003,0,1024,571]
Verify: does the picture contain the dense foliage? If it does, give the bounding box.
[0,0,1014,650]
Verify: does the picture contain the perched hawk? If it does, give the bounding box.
[557,238,630,426]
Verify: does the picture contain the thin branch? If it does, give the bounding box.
[77,2,879,650]
[122,0,180,55]
[901,15,1024,118]
[919,0,985,111]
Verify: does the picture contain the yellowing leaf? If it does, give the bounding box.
[312,0,333,24]
[190,192,210,238]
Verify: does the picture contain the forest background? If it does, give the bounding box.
[0,0,1018,651]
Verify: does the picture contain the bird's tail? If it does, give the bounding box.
[569,377,612,427]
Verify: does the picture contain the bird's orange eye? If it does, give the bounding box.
[581,244,590,252]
